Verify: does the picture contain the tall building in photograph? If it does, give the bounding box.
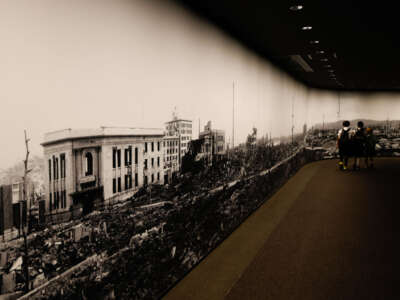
[165,117,193,164]
[198,121,226,164]
[163,135,180,183]
[41,127,165,222]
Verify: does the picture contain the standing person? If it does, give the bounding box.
[352,121,366,170]
[337,120,352,170]
[365,127,377,168]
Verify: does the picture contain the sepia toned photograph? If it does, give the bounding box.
[1,1,400,299]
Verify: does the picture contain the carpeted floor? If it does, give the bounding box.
[164,158,400,300]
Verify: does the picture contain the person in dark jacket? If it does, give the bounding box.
[352,121,366,170]
[337,120,352,170]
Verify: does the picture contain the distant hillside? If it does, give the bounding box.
[312,119,400,130]
[0,155,45,195]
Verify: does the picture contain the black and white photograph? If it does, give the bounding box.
[1,1,400,299]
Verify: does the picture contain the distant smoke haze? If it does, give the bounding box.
[1,0,400,169]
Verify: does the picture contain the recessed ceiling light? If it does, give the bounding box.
[290,5,303,11]
[310,40,319,44]
[302,26,312,30]
[316,50,325,54]
[327,69,334,72]
[324,65,332,68]
[320,58,328,62]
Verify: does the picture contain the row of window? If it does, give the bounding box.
[113,147,139,168]
[164,140,178,147]
[49,190,67,211]
[166,155,178,162]
[167,148,178,154]
[112,174,138,194]
[144,157,160,169]
[144,172,160,185]
[144,141,161,153]
[181,130,192,134]
[112,172,160,193]
[49,153,66,182]
[166,123,192,130]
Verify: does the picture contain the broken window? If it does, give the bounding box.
[112,148,117,168]
[117,149,121,167]
[48,159,52,182]
[85,152,93,176]
[60,153,66,178]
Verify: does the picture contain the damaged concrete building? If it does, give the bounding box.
[163,135,180,183]
[198,121,226,165]
[41,127,165,222]
[165,118,193,164]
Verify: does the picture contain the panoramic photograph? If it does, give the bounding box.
[1,0,400,299]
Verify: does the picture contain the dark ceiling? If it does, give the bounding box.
[175,0,400,91]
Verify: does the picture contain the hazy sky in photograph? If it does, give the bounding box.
[1,0,399,169]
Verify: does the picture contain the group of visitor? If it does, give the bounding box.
[337,120,377,170]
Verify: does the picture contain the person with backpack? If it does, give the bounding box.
[352,121,366,170]
[337,120,352,170]
[365,127,377,168]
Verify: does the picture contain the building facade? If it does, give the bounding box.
[198,121,226,164]
[0,183,25,242]
[41,127,164,220]
[163,135,180,183]
[165,118,193,163]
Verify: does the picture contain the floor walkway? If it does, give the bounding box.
[164,158,400,300]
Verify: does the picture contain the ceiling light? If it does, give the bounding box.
[290,5,303,11]
[316,50,325,54]
[327,69,334,72]
[323,65,332,68]
[302,26,312,30]
[310,40,319,44]
[320,58,328,62]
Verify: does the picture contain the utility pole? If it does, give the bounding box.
[232,81,235,149]
[22,130,31,292]
[291,96,294,144]
[337,91,341,121]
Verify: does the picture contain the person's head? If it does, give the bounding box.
[357,121,364,128]
[343,120,350,127]
[366,127,372,134]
